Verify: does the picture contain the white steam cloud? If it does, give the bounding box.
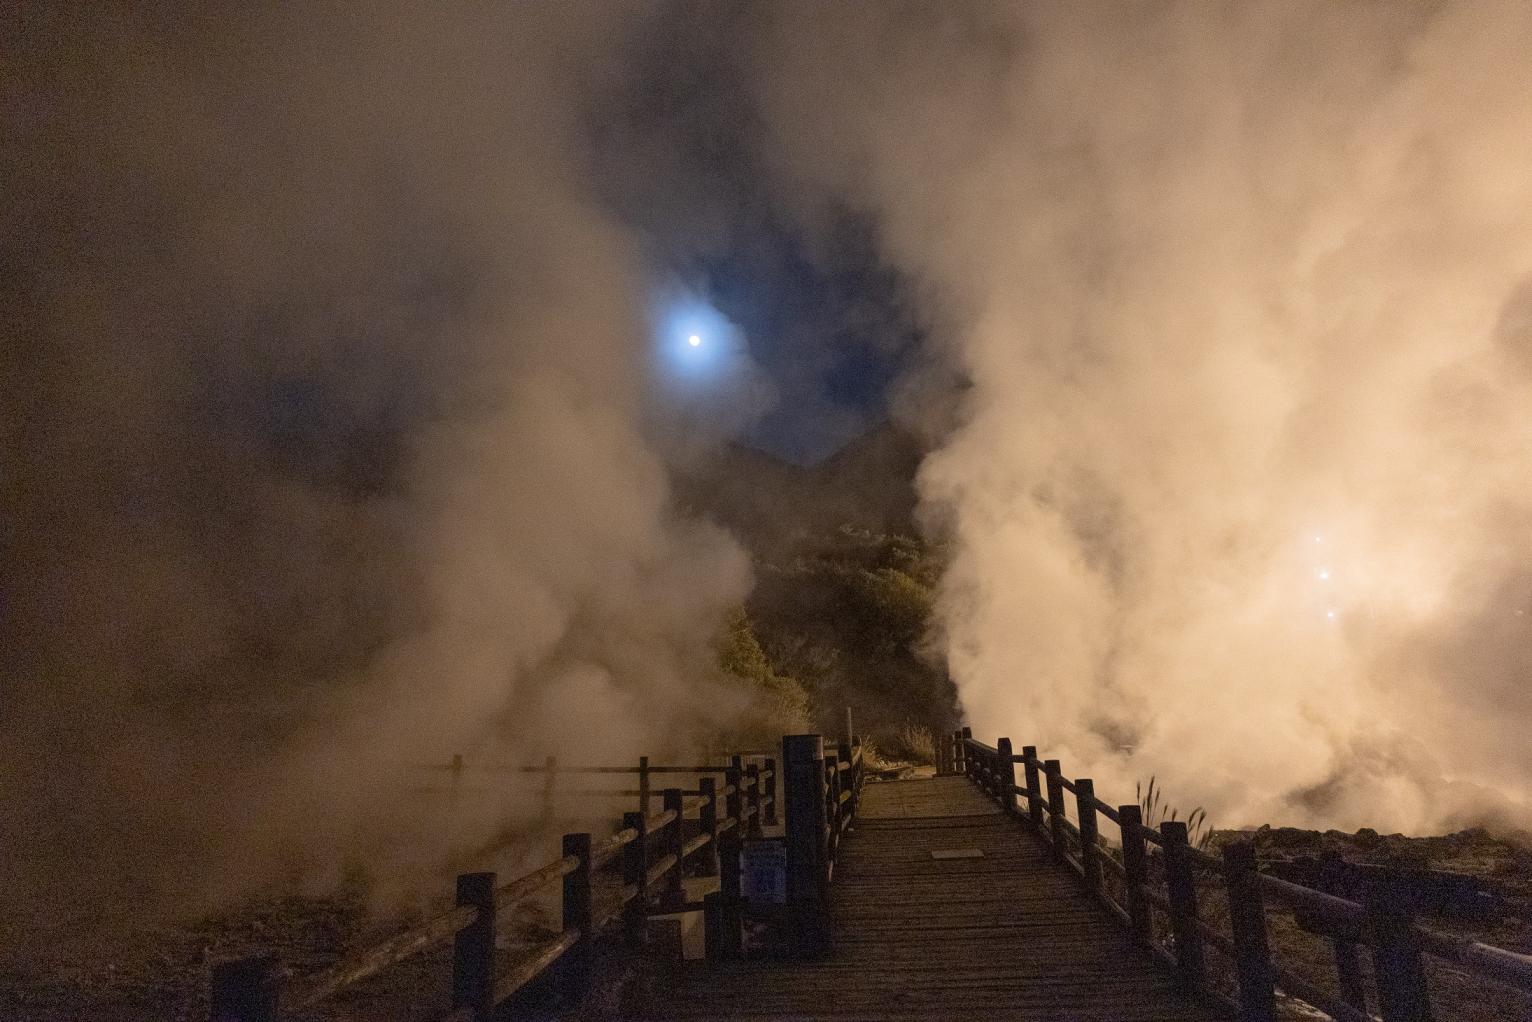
[752,1,1532,832]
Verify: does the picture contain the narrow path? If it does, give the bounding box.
[648,775,1232,1021]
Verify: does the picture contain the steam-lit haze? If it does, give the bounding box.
[754,1,1532,832]
[2,4,758,923]
[9,0,1532,944]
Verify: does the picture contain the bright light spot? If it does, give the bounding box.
[1318,568,1331,581]
[1326,609,1338,620]
[1314,535,1323,544]
[688,334,701,347]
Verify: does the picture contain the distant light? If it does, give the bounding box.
[1318,568,1331,581]
[1314,535,1323,544]
[1326,609,1338,620]
[688,334,702,347]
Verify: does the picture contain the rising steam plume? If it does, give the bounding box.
[2,3,759,929]
[750,1,1532,833]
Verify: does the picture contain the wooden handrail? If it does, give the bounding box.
[286,902,478,1010]
[960,729,1532,1018]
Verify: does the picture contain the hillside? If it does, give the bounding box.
[676,424,958,745]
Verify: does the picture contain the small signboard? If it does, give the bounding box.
[741,838,788,904]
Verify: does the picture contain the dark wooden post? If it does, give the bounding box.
[699,776,720,877]
[638,755,651,817]
[1334,939,1370,1016]
[1075,778,1101,894]
[452,871,496,1020]
[996,738,1019,817]
[1119,805,1152,943]
[960,727,973,776]
[1368,887,1432,1022]
[719,766,744,958]
[763,756,779,825]
[745,763,763,837]
[824,754,841,861]
[663,787,685,906]
[837,740,855,821]
[1221,840,1275,1022]
[952,730,965,774]
[542,754,557,811]
[210,954,281,1022]
[559,833,594,1001]
[622,810,648,945]
[1044,759,1067,863]
[783,734,830,956]
[1021,746,1044,829]
[1162,821,1207,993]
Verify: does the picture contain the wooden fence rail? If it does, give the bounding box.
[953,729,1532,1022]
[210,735,862,1021]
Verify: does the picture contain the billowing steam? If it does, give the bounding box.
[2,4,757,925]
[751,1,1532,832]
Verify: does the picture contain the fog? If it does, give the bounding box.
[750,1,1532,833]
[2,3,760,926]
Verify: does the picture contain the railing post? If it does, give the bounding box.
[699,776,720,877]
[824,754,841,864]
[953,730,965,774]
[848,737,863,819]
[996,738,1019,817]
[837,740,855,821]
[542,754,557,810]
[452,871,496,1021]
[960,727,973,776]
[763,756,779,825]
[1075,778,1101,894]
[663,787,686,907]
[1044,759,1067,863]
[210,954,282,1022]
[638,755,651,818]
[1368,887,1432,1022]
[1334,939,1370,1016]
[558,833,594,1002]
[719,766,744,958]
[622,810,648,946]
[1162,821,1207,993]
[746,763,763,838]
[1119,805,1152,944]
[1021,746,1043,829]
[783,734,830,957]
[1222,839,1275,1022]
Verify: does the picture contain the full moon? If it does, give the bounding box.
[688,334,701,347]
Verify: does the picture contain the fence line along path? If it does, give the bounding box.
[646,774,1231,1021]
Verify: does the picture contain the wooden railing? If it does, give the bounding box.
[209,752,777,1021]
[947,728,1532,1022]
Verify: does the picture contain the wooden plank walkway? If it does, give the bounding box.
[648,775,1232,1021]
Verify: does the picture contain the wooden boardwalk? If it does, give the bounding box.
[648,775,1232,1022]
